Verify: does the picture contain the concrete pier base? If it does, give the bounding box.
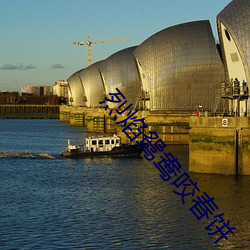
[59,106,71,122]
[146,113,189,144]
[60,106,250,175]
[59,106,190,144]
[70,108,85,126]
[189,117,250,175]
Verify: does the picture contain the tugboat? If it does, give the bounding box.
[61,134,143,158]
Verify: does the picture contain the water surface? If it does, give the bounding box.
[0,120,249,249]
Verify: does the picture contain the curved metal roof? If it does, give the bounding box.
[217,0,250,83]
[79,61,105,108]
[134,20,225,112]
[98,46,141,109]
[67,69,86,106]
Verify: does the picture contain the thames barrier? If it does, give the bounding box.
[62,0,250,175]
[59,105,250,176]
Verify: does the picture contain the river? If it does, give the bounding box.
[0,119,249,249]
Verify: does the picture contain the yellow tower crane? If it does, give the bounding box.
[73,35,129,66]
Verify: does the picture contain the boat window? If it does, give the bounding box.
[116,139,120,144]
[111,139,114,144]
[92,140,97,145]
[105,140,110,144]
[98,140,103,145]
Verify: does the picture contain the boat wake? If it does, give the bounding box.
[0,151,55,159]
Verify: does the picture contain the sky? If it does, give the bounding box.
[0,0,232,92]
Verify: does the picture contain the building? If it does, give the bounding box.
[68,21,225,113]
[21,86,53,96]
[53,80,68,98]
[67,0,250,116]
[79,61,105,108]
[21,86,41,96]
[0,92,19,104]
[98,46,141,109]
[21,85,58,105]
[217,0,250,116]
[133,20,225,112]
[67,69,86,106]
[68,47,141,108]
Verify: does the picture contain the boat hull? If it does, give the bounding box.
[62,144,143,159]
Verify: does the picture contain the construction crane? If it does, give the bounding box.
[73,35,129,66]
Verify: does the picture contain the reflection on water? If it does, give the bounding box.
[189,171,250,249]
[0,120,249,249]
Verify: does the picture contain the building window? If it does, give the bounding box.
[224,29,231,42]
[230,52,239,62]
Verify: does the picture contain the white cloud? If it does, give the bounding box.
[1,63,36,70]
[51,63,64,69]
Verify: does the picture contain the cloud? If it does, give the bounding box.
[51,63,64,69]
[1,63,36,70]
[23,64,36,70]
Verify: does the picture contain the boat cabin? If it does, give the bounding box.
[85,135,121,152]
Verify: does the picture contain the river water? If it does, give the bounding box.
[0,119,249,249]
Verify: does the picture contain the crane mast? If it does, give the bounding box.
[73,35,129,66]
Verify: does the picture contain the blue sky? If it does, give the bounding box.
[0,0,232,92]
